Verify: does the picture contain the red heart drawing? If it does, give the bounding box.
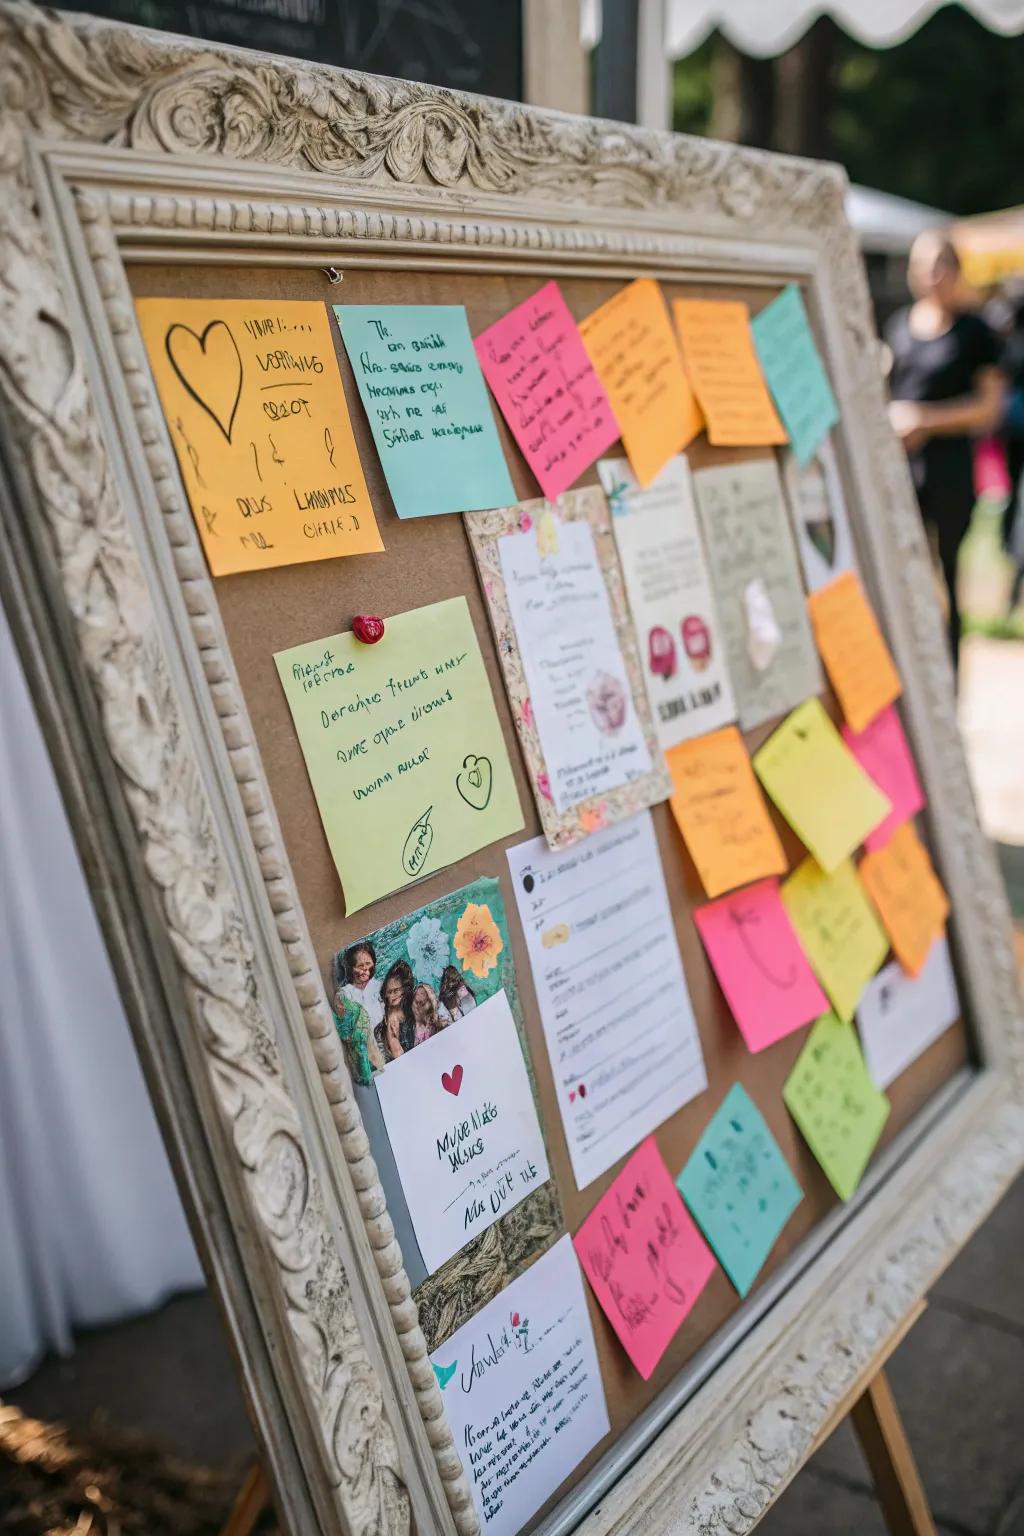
[578,1083,587,1098]
[511,1312,520,1327]
[569,1090,577,1102]
[441,1064,464,1096]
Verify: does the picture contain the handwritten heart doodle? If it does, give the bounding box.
[441,1064,464,1096]
[165,320,243,443]
[456,753,493,811]
[433,1359,458,1391]
[568,1090,577,1103]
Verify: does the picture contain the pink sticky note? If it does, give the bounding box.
[573,1137,716,1380]
[842,705,925,852]
[694,877,828,1052]
[475,280,620,500]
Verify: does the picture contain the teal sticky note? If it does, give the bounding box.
[751,284,839,466]
[676,1082,802,1297]
[335,304,515,518]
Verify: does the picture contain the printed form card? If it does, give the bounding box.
[374,989,550,1273]
[753,698,891,873]
[580,281,702,485]
[807,570,902,734]
[672,299,787,448]
[274,597,523,913]
[334,304,515,518]
[693,878,828,1053]
[859,821,949,977]
[429,1235,608,1536]
[783,1012,890,1201]
[666,725,786,898]
[475,281,619,500]
[782,856,889,1022]
[751,284,840,466]
[857,937,960,1090]
[574,1138,716,1379]
[508,812,707,1190]
[597,455,736,749]
[842,704,925,852]
[782,436,856,594]
[676,1083,802,1296]
[135,298,382,575]
[693,459,823,730]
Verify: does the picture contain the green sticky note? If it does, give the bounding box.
[751,284,839,466]
[782,856,889,1022]
[677,1083,802,1297]
[753,698,891,874]
[335,304,515,518]
[275,597,523,913]
[783,1012,890,1200]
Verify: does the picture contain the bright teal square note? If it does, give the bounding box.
[676,1082,803,1297]
[751,284,839,466]
[335,304,515,518]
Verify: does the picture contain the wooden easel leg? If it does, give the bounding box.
[219,1461,270,1536]
[850,1368,937,1536]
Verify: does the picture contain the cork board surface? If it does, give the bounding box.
[128,258,971,1525]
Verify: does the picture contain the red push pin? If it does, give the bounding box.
[352,614,385,645]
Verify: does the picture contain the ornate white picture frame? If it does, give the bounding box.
[2,7,1023,1533]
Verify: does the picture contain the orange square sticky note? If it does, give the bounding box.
[667,725,787,897]
[859,821,949,976]
[672,299,788,448]
[135,297,382,576]
[808,571,902,733]
[580,279,703,486]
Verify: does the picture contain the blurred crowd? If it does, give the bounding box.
[885,232,1024,673]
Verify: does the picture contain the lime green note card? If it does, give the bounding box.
[753,697,890,873]
[275,597,523,913]
[782,856,889,1021]
[783,1012,890,1200]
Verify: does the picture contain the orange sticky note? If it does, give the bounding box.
[859,821,949,976]
[580,279,703,486]
[667,725,787,897]
[807,571,902,733]
[135,297,381,576]
[672,299,788,448]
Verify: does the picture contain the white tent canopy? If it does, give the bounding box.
[666,0,1024,60]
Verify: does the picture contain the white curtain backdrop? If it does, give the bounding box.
[0,601,203,1389]
[666,0,1024,59]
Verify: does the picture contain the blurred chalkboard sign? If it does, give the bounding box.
[77,0,523,98]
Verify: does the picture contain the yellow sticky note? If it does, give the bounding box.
[672,299,788,448]
[782,856,889,1021]
[753,698,890,873]
[807,571,902,733]
[580,279,703,486]
[274,598,523,914]
[135,298,382,576]
[667,726,786,897]
[859,821,949,977]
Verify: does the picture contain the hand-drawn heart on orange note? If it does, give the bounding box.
[441,1064,464,1096]
[165,320,243,443]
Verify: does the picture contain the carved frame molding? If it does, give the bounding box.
[1,7,1023,1535]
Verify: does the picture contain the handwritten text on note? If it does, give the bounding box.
[574,1137,716,1379]
[475,281,620,500]
[807,570,902,734]
[783,1012,890,1201]
[751,284,839,466]
[667,725,786,898]
[859,821,949,977]
[782,856,889,1022]
[672,299,787,447]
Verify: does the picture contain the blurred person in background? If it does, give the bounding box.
[886,231,1005,673]
[999,291,1024,613]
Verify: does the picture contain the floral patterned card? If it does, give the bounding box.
[466,488,672,849]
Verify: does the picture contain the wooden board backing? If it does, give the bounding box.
[127,259,970,1528]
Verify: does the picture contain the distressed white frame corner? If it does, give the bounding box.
[1,6,1022,1535]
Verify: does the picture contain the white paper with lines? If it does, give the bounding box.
[508,811,707,1189]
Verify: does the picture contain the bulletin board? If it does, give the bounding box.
[127,256,970,1524]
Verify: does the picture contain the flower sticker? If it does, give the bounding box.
[406,914,449,986]
[578,802,608,835]
[454,902,504,979]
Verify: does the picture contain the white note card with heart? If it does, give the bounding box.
[374,989,550,1273]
